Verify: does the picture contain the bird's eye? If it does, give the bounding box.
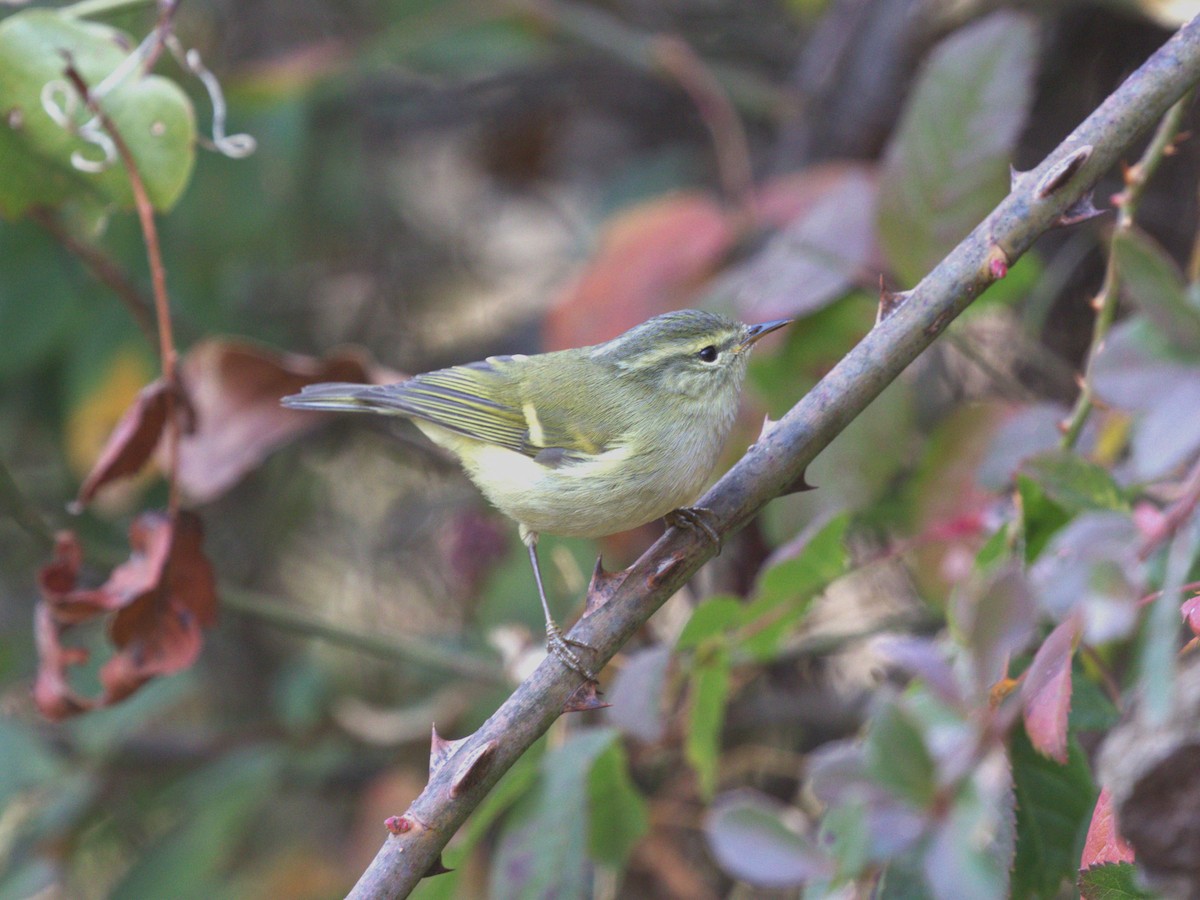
[698,345,719,363]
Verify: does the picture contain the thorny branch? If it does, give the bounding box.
[351,15,1200,899]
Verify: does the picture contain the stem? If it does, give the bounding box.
[220,586,506,684]
[350,17,1200,899]
[1060,93,1192,449]
[0,456,56,551]
[60,0,154,18]
[653,36,756,224]
[62,58,182,518]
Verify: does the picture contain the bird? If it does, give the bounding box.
[281,309,790,681]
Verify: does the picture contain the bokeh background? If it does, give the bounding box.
[2,0,1200,897]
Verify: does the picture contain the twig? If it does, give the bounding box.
[1060,92,1193,449]
[1139,453,1200,561]
[62,56,183,518]
[653,36,756,223]
[27,207,158,346]
[0,456,56,551]
[348,17,1200,900]
[220,586,506,684]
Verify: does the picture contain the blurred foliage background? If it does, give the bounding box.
[2,0,1200,897]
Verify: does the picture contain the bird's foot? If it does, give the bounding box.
[665,506,722,549]
[546,620,598,683]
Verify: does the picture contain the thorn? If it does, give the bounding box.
[385,815,412,834]
[986,245,1010,281]
[563,680,610,713]
[1034,145,1092,199]
[758,414,782,442]
[1055,191,1105,227]
[429,725,470,779]
[450,740,498,798]
[1009,163,1029,190]
[876,278,908,324]
[583,558,629,617]
[423,856,452,879]
[781,467,816,496]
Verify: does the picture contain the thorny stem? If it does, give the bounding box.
[62,58,182,518]
[350,17,1200,900]
[1060,93,1193,449]
[1139,453,1200,561]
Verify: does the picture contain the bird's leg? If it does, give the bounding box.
[665,506,722,549]
[525,531,598,682]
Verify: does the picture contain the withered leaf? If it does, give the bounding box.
[171,339,400,503]
[74,379,172,508]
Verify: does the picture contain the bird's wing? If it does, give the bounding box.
[290,356,625,463]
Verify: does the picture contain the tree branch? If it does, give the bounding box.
[349,16,1200,898]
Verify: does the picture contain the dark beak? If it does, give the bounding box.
[739,318,792,349]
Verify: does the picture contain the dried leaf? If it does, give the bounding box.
[172,339,396,503]
[100,511,218,703]
[1021,615,1081,763]
[32,512,218,718]
[32,603,93,720]
[74,379,171,508]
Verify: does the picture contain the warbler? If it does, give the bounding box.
[282,309,790,680]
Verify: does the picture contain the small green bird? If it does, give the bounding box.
[282,309,789,680]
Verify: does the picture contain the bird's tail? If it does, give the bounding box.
[281,382,392,414]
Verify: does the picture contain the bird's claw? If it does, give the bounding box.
[666,506,722,549]
[546,621,598,683]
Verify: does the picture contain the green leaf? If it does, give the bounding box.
[1113,228,1200,354]
[686,645,732,800]
[1078,863,1158,899]
[877,11,1037,285]
[0,9,196,218]
[0,718,64,809]
[1019,451,1128,514]
[489,728,625,899]
[110,748,285,900]
[677,595,743,649]
[587,740,649,867]
[0,221,80,380]
[739,514,849,660]
[704,790,831,886]
[1016,474,1072,563]
[865,702,938,808]
[1010,728,1096,900]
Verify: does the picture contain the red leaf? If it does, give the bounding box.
[1080,787,1136,870]
[1182,592,1200,636]
[31,512,218,719]
[32,603,94,720]
[544,191,733,350]
[75,379,171,508]
[38,531,114,624]
[172,339,399,503]
[1020,615,1081,763]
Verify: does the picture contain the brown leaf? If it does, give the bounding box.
[74,379,172,508]
[31,512,218,719]
[1080,787,1136,870]
[101,511,218,703]
[1020,614,1081,763]
[32,603,94,720]
[171,339,400,503]
[38,531,114,624]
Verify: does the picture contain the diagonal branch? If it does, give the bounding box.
[350,15,1200,899]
